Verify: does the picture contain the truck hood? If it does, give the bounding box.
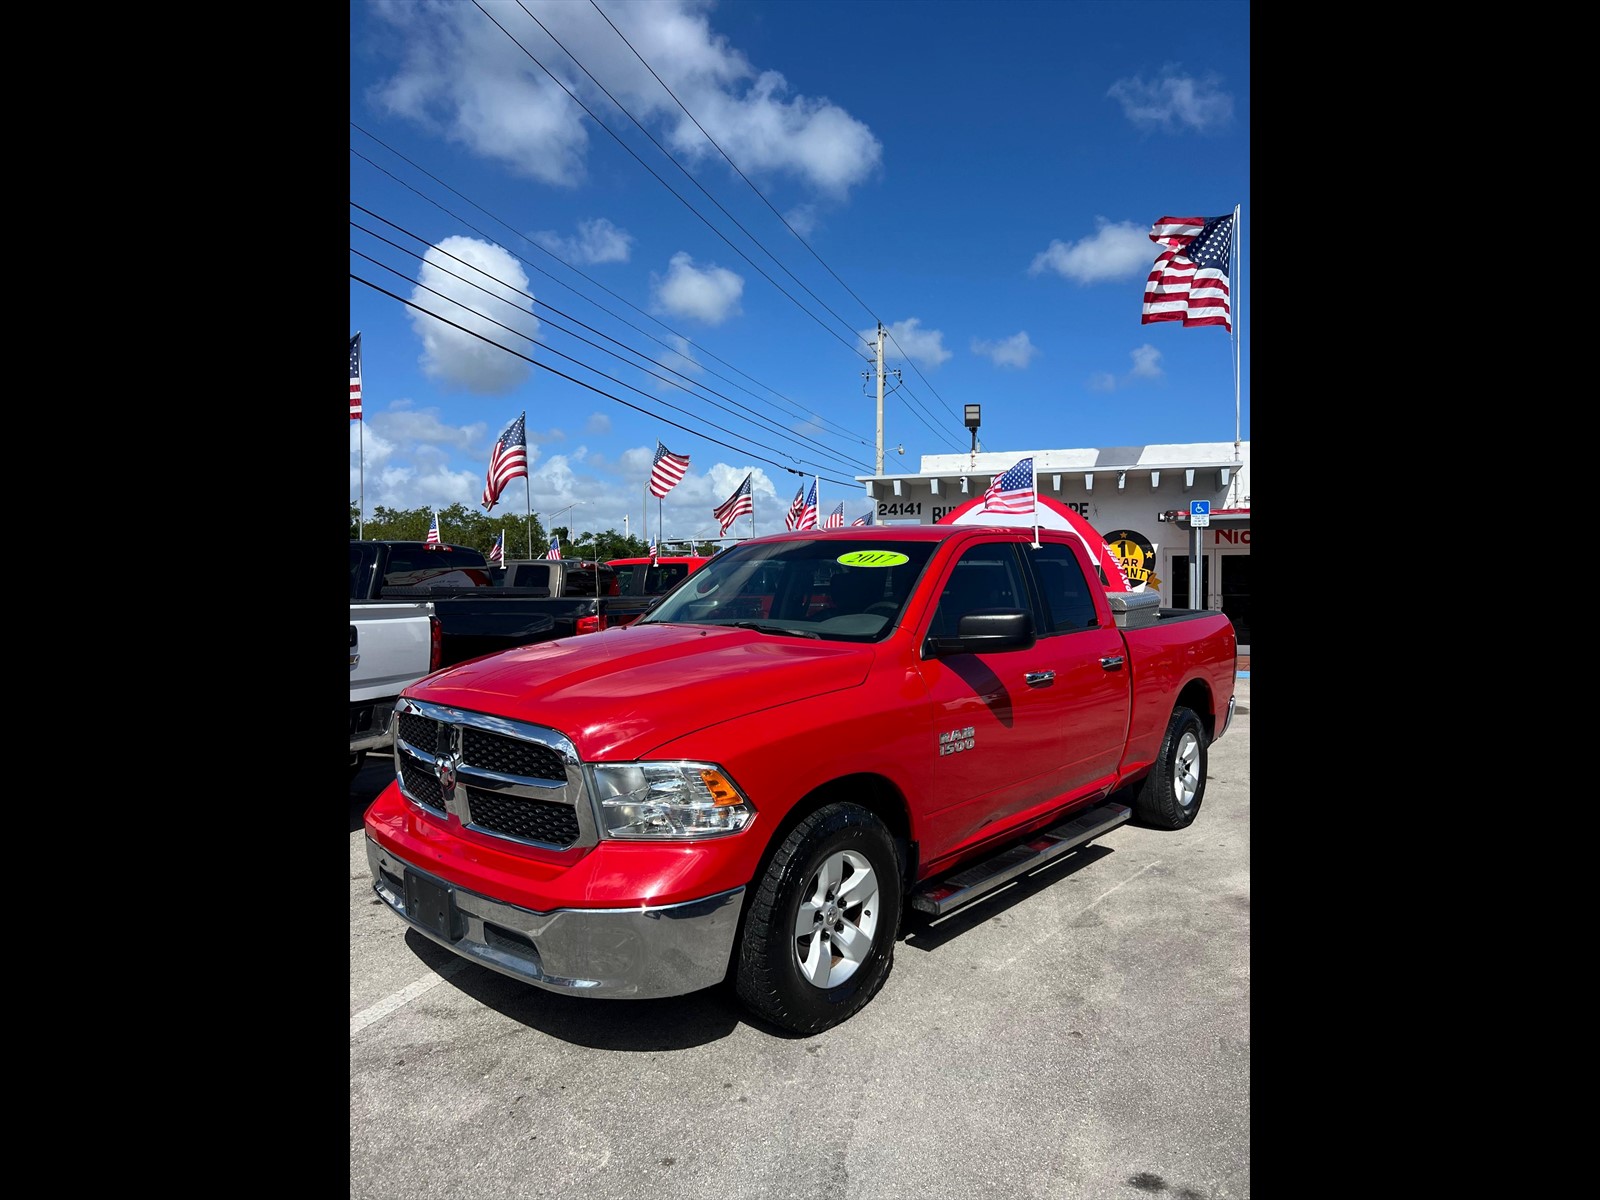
[408,622,875,759]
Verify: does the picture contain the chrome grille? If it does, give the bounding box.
[392,697,597,850]
[462,726,566,781]
[466,784,581,844]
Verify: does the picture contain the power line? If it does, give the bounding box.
[352,270,864,491]
[350,132,873,451]
[474,0,873,363]
[519,0,874,358]
[351,215,868,474]
[588,0,967,441]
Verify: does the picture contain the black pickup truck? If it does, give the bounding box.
[350,542,619,668]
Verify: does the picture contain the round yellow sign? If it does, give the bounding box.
[836,550,909,568]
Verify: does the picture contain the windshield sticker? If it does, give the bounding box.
[836,551,908,568]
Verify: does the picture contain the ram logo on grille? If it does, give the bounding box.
[436,752,459,804]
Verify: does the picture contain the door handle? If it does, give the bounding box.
[1100,655,1125,671]
[1024,670,1055,687]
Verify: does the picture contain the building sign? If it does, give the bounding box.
[1103,529,1158,589]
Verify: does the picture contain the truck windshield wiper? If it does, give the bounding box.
[730,621,820,639]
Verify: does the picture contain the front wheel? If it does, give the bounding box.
[735,802,902,1034]
[1132,705,1207,829]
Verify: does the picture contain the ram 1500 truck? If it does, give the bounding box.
[351,541,619,668]
[603,553,712,627]
[363,524,1237,1033]
[349,600,440,780]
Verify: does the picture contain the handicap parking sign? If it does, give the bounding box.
[1190,500,1210,527]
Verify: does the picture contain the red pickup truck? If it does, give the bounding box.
[603,553,712,627]
[364,524,1237,1033]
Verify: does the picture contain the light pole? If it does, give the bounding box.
[530,502,583,558]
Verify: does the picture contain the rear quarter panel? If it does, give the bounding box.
[1117,611,1237,776]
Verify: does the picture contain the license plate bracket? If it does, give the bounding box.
[404,868,461,941]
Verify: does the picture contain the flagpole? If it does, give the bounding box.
[1031,460,1040,548]
[1233,202,1242,459]
[355,331,365,539]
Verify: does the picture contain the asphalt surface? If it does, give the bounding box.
[350,676,1250,1199]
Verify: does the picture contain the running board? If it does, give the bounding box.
[909,802,1132,916]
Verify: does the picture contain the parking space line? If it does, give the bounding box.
[351,960,469,1036]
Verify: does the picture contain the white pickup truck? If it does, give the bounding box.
[350,600,440,780]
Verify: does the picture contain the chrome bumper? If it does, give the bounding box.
[365,838,745,999]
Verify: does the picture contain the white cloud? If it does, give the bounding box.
[531,217,634,265]
[1106,66,1234,134]
[971,332,1038,370]
[1029,218,1152,283]
[366,0,881,197]
[1128,344,1163,379]
[867,318,951,368]
[652,252,744,324]
[407,236,540,393]
[1083,345,1164,394]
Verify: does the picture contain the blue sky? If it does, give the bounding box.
[349,0,1249,547]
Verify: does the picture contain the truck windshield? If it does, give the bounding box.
[639,539,936,642]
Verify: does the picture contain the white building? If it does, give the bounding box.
[856,440,1251,654]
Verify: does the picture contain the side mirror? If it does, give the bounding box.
[923,609,1035,658]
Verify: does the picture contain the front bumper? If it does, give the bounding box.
[366,837,745,998]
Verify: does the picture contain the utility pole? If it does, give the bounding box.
[875,324,886,474]
[865,323,900,474]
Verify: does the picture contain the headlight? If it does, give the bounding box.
[589,761,755,839]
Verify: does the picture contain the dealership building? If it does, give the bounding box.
[856,439,1251,654]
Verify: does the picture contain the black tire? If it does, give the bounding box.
[735,802,902,1034]
[1132,705,1207,829]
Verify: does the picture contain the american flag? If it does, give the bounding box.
[649,441,691,498]
[425,512,441,545]
[850,510,873,526]
[481,412,529,512]
[713,473,754,535]
[545,535,561,560]
[824,502,845,529]
[983,457,1036,515]
[647,538,657,559]
[797,480,819,530]
[349,333,363,421]
[1142,213,1234,331]
[488,530,504,563]
[783,486,806,530]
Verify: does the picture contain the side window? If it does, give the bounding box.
[1030,545,1097,633]
[929,548,1027,639]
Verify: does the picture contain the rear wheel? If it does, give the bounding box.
[1132,706,1207,829]
[735,802,901,1034]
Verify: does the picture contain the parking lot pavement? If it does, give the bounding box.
[350,679,1249,1199]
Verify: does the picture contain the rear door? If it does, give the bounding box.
[1019,537,1132,797]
